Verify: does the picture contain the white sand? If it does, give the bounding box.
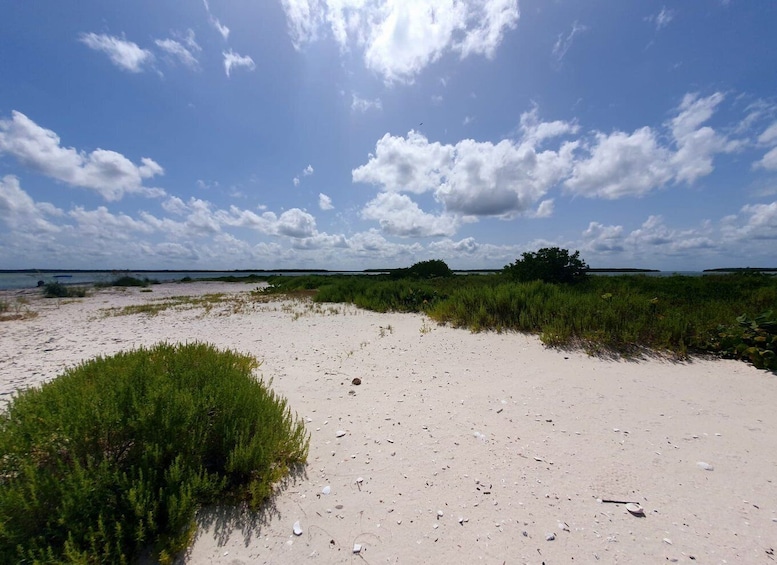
[1,282,776,564]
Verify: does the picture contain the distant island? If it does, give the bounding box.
[703,267,777,272]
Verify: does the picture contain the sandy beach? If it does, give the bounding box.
[1,282,776,564]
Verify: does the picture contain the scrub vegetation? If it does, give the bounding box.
[263,252,777,369]
[0,343,309,564]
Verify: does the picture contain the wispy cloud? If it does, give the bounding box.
[155,30,201,70]
[79,32,154,72]
[352,94,382,113]
[203,0,230,40]
[552,21,587,63]
[223,50,255,77]
[647,7,676,30]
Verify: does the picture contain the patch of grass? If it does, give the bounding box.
[265,272,777,368]
[0,342,309,564]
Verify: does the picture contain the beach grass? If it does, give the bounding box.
[0,342,309,564]
[264,273,777,367]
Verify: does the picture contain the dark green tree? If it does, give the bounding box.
[503,247,589,284]
[390,259,454,279]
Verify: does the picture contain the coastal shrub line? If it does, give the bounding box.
[264,271,777,366]
[0,342,309,564]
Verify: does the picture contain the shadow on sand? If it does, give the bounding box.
[173,463,308,563]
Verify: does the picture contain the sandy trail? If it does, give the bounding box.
[1,282,775,564]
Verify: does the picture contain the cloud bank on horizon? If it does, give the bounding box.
[1,1,776,271]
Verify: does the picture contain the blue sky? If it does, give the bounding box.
[1,1,776,271]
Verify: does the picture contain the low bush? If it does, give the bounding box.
[0,342,309,564]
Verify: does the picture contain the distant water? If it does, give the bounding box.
[0,271,346,291]
[0,269,715,291]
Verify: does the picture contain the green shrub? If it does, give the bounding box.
[42,281,70,298]
[390,259,454,280]
[0,343,309,564]
[503,247,589,284]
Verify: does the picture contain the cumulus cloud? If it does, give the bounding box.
[566,92,738,198]
[155,30,201,69]
[280,0,519,83]
[79,32,154,72]
[223,50,256,77]
[319,193,334,210]
[361,192,458,237]
[0,175,62,232]
[0,111,165,201]
[353,115,578,222]
[723,201,777,241]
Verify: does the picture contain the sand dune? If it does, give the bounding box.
[1,282,775,564]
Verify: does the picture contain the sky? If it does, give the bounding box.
[1,1,777,271]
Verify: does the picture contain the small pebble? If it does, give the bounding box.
[293,521,303,536]
[437,510,444,518]
[697,461,714,471]
[322,485,331,495]
[352,378,362,385]
[353,543,362,554]
[336,430,346,438]
[546,533,556,541]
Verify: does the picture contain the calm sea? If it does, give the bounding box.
[0,271,352,291]
[0,270,708,291]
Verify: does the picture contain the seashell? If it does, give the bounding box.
[625,503,645,516]
[336,430,346,438]
[322,485,331,495]
[353,543,362,554]
[697,461,714,471]
[293,521,303,536]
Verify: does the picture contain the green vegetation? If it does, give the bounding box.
[389,259,454,280]
[94,276,158,288]
[0,297,37,322]
[42,282,88,298]
[503,247,589,284]
[263,258,777,369]
[0,342,309,564]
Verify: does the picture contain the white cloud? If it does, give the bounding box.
[755,147,777,171]
[319,193,334,210]
[361,192,458,237]
[203,0,230,40]
[223,50,256,77]
[354,118,577,222]
[723,201,777,242]
[155,30,201,69]
[565,127,674,198]
[0,111,165,201]
[581,221,625,253]
[566,92,738,198]
[353,131,454,194]
[352,94,383,112]
[647,7,676,30]
[303,164,314,176]
[552,20,586,62]
[0,175,62,232]
[277,208,317,238]
[79,32,154,72]
[293,177,300,186]
[533,199,554,218]
[669,92,739,184]
[758,121,777,145]
[281,0,519,83]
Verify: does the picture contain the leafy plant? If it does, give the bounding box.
[390,259,454,280]
[0,343,309,563]
[703,310,777,370]
[503,247,589,284]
